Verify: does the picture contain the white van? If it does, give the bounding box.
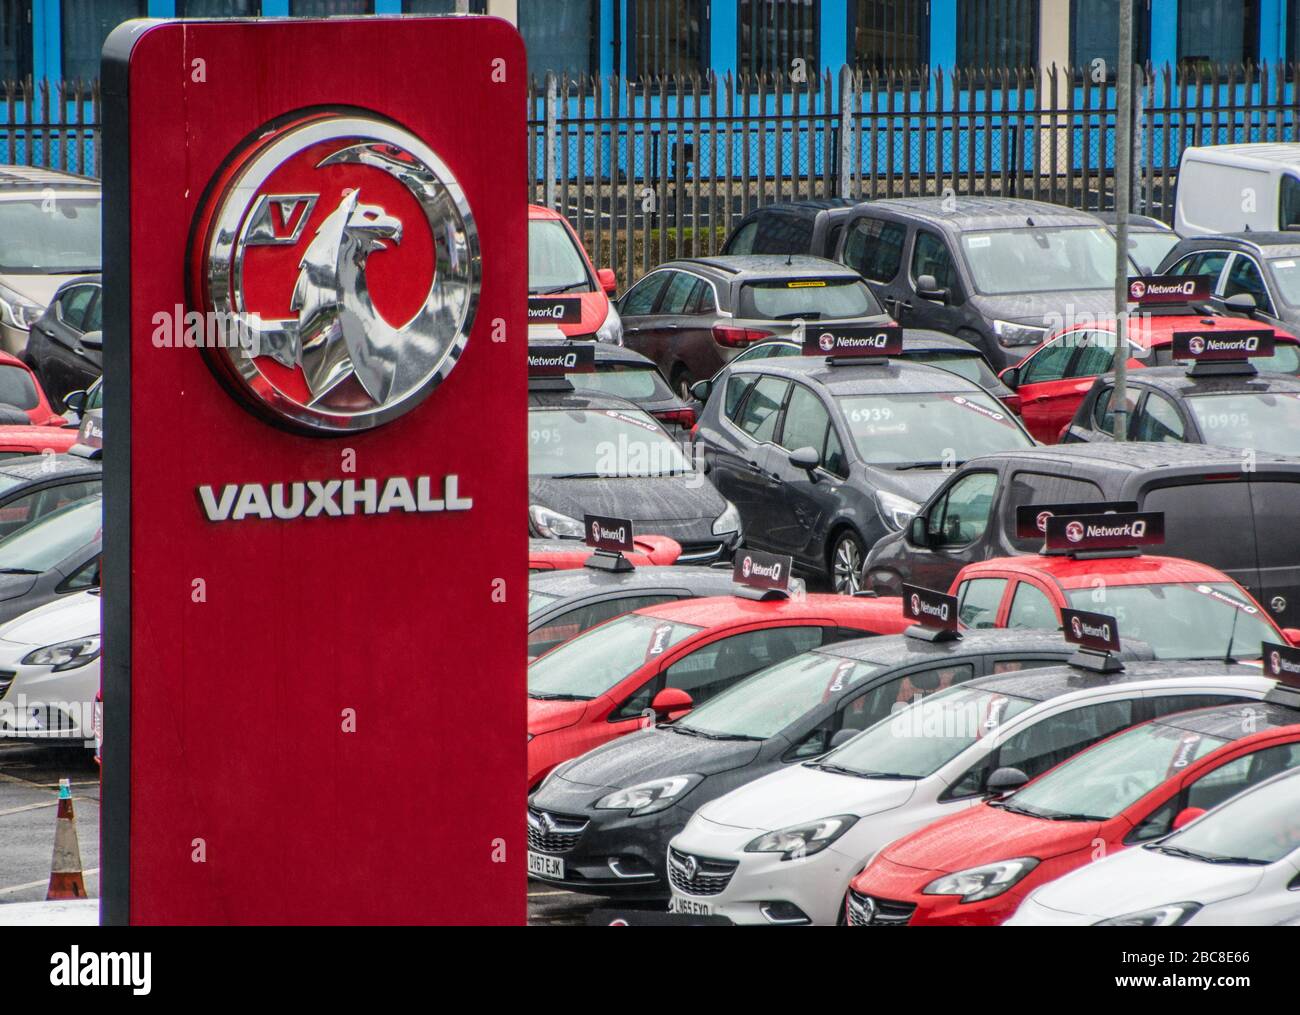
[1175,143,1300,236]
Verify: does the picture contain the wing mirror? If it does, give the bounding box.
[908,514,930,547]
[689,379,712,403]
[651,687,693,720]
[986,766,1030,797]
[788,445,820,475]
[79,330,103,349]
[63,389,88,416]
[1172,806,1207,830]
[829,728,859,750]
[1223,292,1257,316]
[597,268,618,296]
[916,273,949,304]
[999,366,1020,390]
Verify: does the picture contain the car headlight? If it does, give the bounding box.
[712,500,741,536]
[595,775,701,816]
[744,814,858,860]
[22,636,101,672]
[1093,902,1203,927]
[529,504,584,539]
[923,857,1039,903]
[0,285,43,331]
[595,302,623,345]
[992,320,1048,347]
[876,490,921,531]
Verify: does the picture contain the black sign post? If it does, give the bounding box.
[902,583,961,642]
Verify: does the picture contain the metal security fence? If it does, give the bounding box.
[529,62,1300,284]
[0,79,100,178]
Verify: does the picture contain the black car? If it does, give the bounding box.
[695,331,1014,403]
[23,274,101,410]
[526,628,1141,899]
[529,565,738,660]
[531,340,696,434]
[1092,210,1180,275]
[862,442,1300,628]
[616,255,891,398]
[692,355,1034,593]
[1062,364,1300,457]
[720,199,853,259]
[528,387,740,564]
[0,492,100,626]
[833,197,1137,370]
[1157,232,1300,333]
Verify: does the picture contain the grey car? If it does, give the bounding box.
[691,355,1035,593]
[1157,232,1300,334]
[0,492,100,626]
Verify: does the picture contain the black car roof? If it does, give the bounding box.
[736,199,852,218]
[729,356,990,396]
[863,197,1102,231]
[0,454,101,482]
[1157,700,1300,739]
[819,628,1085,668]
[969,660,1256,703]
[530,565,737,600]
[666,254,862,279]
[528,388,648,412]
[965,439,1300,473]
[1120,366,1300,398]
[529,339,658,369]
[1179,232,1300,256]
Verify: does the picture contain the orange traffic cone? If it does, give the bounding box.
[47,778,87,900]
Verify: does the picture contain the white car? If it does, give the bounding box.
[1007,766,1300,926]
[0,589,100,748]
[666,662,1276,925]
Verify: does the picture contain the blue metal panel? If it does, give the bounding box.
[374,0,400,12]
[599,0,614,76]
[931,0,956,70]
[1258,0,1284,64]
[35,0,59,80]
[262,0,289,14]
[712,0,735,75]
[821,0,846,72]
[147,1,175,14]
[1149,0,1176,67]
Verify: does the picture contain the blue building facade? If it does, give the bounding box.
[0,1,1294,83]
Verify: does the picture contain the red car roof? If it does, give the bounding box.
[1060,314,1298,349]
[0,426,79,454]
[528,203,566,221]
[638,592,909,632]
[956,552,1235,591]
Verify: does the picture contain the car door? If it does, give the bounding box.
[718,374,791,550]
[35,283,97,406]
[911,470,1002,592]
[761,381,838,564]
[1245,477,1300,628]
[838,214,909,317]
[906,229,966,335]
[617,270,673,361]
[1012,333,1087,442]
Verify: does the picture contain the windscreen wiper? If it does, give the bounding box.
[528,692,592,702]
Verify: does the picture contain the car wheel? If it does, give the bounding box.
[829,531,865,595]
[672,367,695,401]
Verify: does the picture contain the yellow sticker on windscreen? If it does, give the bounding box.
[787,280,827,288]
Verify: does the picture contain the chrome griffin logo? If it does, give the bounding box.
[191,112,480,433]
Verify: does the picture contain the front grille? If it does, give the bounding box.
[667,847,738,896]
[675,542,724,563]
[526,808,588,854]
[0,669,14,699]
[845,888,916,926]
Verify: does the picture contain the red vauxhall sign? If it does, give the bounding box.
[102,17,526,924]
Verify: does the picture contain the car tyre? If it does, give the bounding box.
[829,530,866,595]
[672,366,696,401]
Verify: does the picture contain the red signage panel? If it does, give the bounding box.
[102,16,526,924]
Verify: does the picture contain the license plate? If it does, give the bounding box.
[527,850,564,880]
[669,895,712,917]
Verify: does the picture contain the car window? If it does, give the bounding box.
[842,663,976,737]
[956,577,1007,628]
[735,376,789,443]
[1002,472,1104,549]
[911,230,959,293]
[724,373,757,421]
[822,424,848,478]
[1068,332,1117,378]
[779,383,831,455]
[58,285,96,330]
[618,272,669,316]
[83,292,102,333]
[60,554,100,593]
[0,481,101,540]
[842,217,906,283]
[662,626,824,706]
[1222,255,1274,315]
[1133,392,1186,443]
[1020,337,1076,384]
[1167,250,1229,286]
[1006,581,1057,630]
[570,365,674,402]
[737,278,882,320]
[1092,384,1139,436]
[725,220,758,255]
[1185,741,1300,812]
[927,471,998,548]
[526,594,679,660]
[734,342,800,364]
[688,281,716,315]
[753,214,815,255]
[659,272,701,315]
[998,699,1135,781]
[0,364,39,410]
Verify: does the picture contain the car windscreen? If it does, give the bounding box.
[0,197,101,273]
[737,278,883,320]
[1064,583,1278,660]
[1268,256,1300,307]
[528,589,561,617]
[0,494,100,574]
[0,364,39,410]
[1151,770,1300,865]
[528,219,592,294]
[1125,231,1180,274]
[903,351,1001,390]
[961,226,1123,295]
[813,685,1035,779]
[1146,342,1300,375]
[836,392,1032,468]
[569,364,674,402]
[528,613,701,700]
[675,652,883,740]
[529,407,691,478]
[1184,391,1300,456]
[1004,721,1228,821]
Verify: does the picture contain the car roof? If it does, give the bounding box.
[665,254,862,279]
[729,355,991,396]
[0,454,101,481]
[1187,143,1300,168]
[1092,210,1172,231]
[0,165,99,190]
[818,628,1084,667]
[1157,700,1300,739]
[530,565,737,599]
[863,196,1102,231]
[636,592,905,629]
[737,199,852,218]
[965,439,1300,474]
[528,388,648,412]
[529,339,658,369]
[1178,232,1300,256]
[968,659,1257,703]
[1120,366,1300,398]
[527,204,566,221]
[1064,314,1299,345]
[961,552,1233,590]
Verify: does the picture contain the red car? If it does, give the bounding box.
[848,698,1300,926]
[949,552,1300,658]
[528,204,621,343]
[1000,314,1300,443]
[528,535,681,572]
[0,351,65,427]
[0,424,79,457]
[526,593,909,787]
